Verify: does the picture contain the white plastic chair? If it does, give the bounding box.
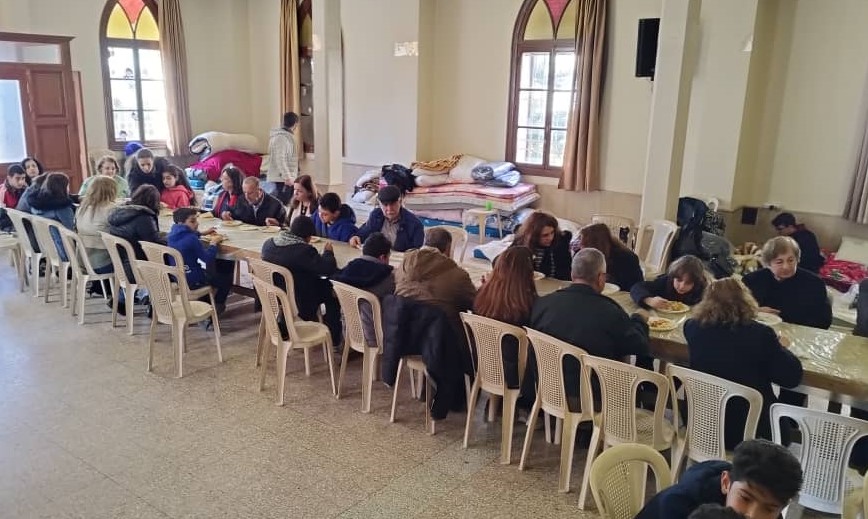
[592,215,636,247]
[636,219,678,280]
[389,354,434,434]
[332,280,384,413]
[139,241,215,303]
[100,232,141,335]
[667,365,763,480]
[431,225,469,263]
[57,227,113,325]
[6,209,43,296]
[590,443,673,519]
[31,215,72,307]
[771,403,868,518]
[135,260,222,378]
[520,328,594,492]
[578,354,675,509]
[0,233,25,292]
[461,312,530,465]
[250,274,337,404]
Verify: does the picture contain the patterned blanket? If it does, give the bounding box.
[411,154,462,172]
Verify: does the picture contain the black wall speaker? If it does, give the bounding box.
[636,18,660,79]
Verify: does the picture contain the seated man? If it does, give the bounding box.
[771,212,824,273]
[167,208,232,315]
[261,215,342,345]
[349,185,423,252]
[314,192,358,242]
[0,164,27,232]
[233,176,286,227]
[636,439,803,519]
[332,232,394,345]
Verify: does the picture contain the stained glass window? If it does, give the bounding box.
[101,0,168,148]
[509,0,578,173]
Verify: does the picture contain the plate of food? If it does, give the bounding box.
[648,317,678,332]
[602,283,620,296]
[310,236,321,243]
[262,226,281,233]
[755,312,783,326]
[199,212,214,220]
[239,224,261,231]
[221,220,242,227]
[533,271,545,281]
[658,301,690,314]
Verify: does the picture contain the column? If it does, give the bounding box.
[311,0,344,192]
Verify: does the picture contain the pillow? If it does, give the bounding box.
[415,174,453,187]
[411,167,448,177]
[448,155,486,184]
[835,236,868,265]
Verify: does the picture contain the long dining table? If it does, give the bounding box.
[180,215,868,408]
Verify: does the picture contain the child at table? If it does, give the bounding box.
[167,207,231,315]
[161,165,196,209]
[630,255,710,310]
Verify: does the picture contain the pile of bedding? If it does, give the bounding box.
[186,131,266,182]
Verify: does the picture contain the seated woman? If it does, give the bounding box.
[577,223,643,291]
[684,277,803,448]
[20,156,44,185]
[27,172,76,261]
[286,174,319,223]
[126,148,169,194]
[75,176,118,275]
[631,254,709,310]
[212,165,245,220]
[742,236,832,329]
[160,165,196,210]
[79,156,129,199]
[510,211,572,281]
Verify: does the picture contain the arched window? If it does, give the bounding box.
[100,0,168,149]
[507,0,578,177]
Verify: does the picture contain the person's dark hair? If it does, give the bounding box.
[289,215,316,239]
[362,232,392,258]
[220,165,245,196]
[41,172,70,200]
[130,185,161,215]
[579,222,631,259]
[474,247,538,325]
[7,164,26,178]
[283,111,299,129]
[173,207,199,224]
[319,192,342,213]
[424,227,453,254]
[771,212,797,229]
[688,504,746,519]
[134,147,155,161]
[291,174,319,210]
[20,156,44,175]
[163,164,196,206]
[668,255,710,293]
[730,439,803,505]
[514,211,561,250]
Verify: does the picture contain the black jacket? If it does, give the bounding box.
[630,274,704,308]
[514,231,573,281]
[232,193,287,226]
[107,204,163,281]
[742,268,832,329]
[855,279,868,337]
[635,460,730,519]
[333,256,394,294]
[607,246,643,291]
[382,295,471,420]
[260,231,337,321]
[530,283,650,361]
[684,319,803,448]
[791,226,824,273]
[127,157,169,194]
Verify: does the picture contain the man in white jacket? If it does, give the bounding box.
[264,111,299,204]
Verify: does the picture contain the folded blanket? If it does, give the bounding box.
[484,170,520,188]
[189,150,263,181]
[411,154,462,172]
[471,161,515,180]
[188,131,264,156]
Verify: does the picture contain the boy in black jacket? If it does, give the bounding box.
[636,439,802,519]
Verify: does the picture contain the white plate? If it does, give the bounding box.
[756,312,783,326]
[602,283,620,296]
[310,236,321,243]
[239,224,261,231]
[648,317,678,332]
[533,271,545,281]
[262,226,281,233]
[220,220,242,227]
[658,301,690,314]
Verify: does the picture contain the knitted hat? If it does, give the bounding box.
[124,141,144,157]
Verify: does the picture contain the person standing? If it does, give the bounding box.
[771,212,824,273]
[264,111,299,205]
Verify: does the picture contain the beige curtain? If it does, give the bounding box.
[158,0,192,154]
[844,74,868,223]
[560,0,607,192]
[280,0,302,151]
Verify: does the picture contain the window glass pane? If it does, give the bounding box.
[556,0,578,39]
[523,0,554,40]
[551,91,572,129]
[138,49,163,80]
[113,110,140,141]
[106,4,134,39]
[549,130,567,167]
[135,7,159,41]
[0,80,27,164]
[516,128,545,165]
[110,80,139,110]
[554,52,575,90]
[143,111,168,141]
[518,90,547,127]
[0,42,62,65]
[108,47,136,79]
[520,52,550,90]
[141,80,165,110]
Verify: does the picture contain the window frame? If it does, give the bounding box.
[506,0,578,178]
[99,0,166,151]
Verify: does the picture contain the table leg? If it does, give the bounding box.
[477,215,486,244]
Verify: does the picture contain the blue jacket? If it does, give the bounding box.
[166,223,217,288]
[313,203,358,242]
[354,207,424,252]
[635,460,730,519]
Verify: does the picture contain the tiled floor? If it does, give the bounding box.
[0,265,600,518]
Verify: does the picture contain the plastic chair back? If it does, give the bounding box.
[31,215,66,267]
[590,443,673,519]
[6,208,40,256]
[332,280,384,352]
[525,327,592,418]
[100,232,138,286]
[431,225,469,262]
[57,227,98,276]
[460,312,529,396]
[250,274,300,346]
[139,241,192,292]
[135,260,194,324]
[247,257,299,317]
[771,403,868,515]
[592,215,636,246]
[637,220,678,275]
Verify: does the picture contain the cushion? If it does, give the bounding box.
[835,236,868,265]
[448,155,486,184]
[411,168,448,177]
[414,174,453,187]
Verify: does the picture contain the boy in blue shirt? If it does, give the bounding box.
[167,207,231,314]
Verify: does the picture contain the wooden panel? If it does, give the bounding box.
[33,124,73,171]
[28,69,66,118]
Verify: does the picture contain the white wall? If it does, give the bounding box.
[246,0,281,145]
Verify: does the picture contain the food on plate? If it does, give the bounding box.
[648,317,677,332]
[221,220,242,227]
[262,226,281,233]
[239,224,260,231]
[660,301,690,313]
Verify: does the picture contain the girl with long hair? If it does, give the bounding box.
[161,164,196,209]
[578,222,643,290]
[20,156,44,184]
[287,174,319,223]
[127,147,169,193]
[511,211,572,281]
[76,176,118,274]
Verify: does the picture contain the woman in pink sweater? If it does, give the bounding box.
[160,165,196,209]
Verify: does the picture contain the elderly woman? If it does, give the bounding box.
[742,236,831,329]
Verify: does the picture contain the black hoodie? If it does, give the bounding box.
[107,204,163,262]
[332,256,395,296]
[635,460,730,519]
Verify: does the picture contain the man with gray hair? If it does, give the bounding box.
[530,247,650,361]
[234,176,286,226]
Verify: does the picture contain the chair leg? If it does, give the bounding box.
[425,374,434,435]
[43,264,52,304]
[544,412,552,444]
[255,316,265,367]
[211,309,223,363]
[110,279,119,329]
[125,285,136,335]
[500,391,519,465]
[390,358,405,423]
[61,264,70,308]
[336,343,351,400]
[463,378,482,449]
[303,346,311,376]
[558,414,580,493]
[578,426,603,510]
[258,339,272,392]
[409,365,418,399]
[146,315,157,372]
[78,277,87,325]
[176,322,186,378]
[519,396,543,471]
[276,341,290,406]
[323,337,337,396]
[31,255,41,298]
[361,349,376,413]
[671,437,687,483]
[487,394,501,423]
[554,418,563,445]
